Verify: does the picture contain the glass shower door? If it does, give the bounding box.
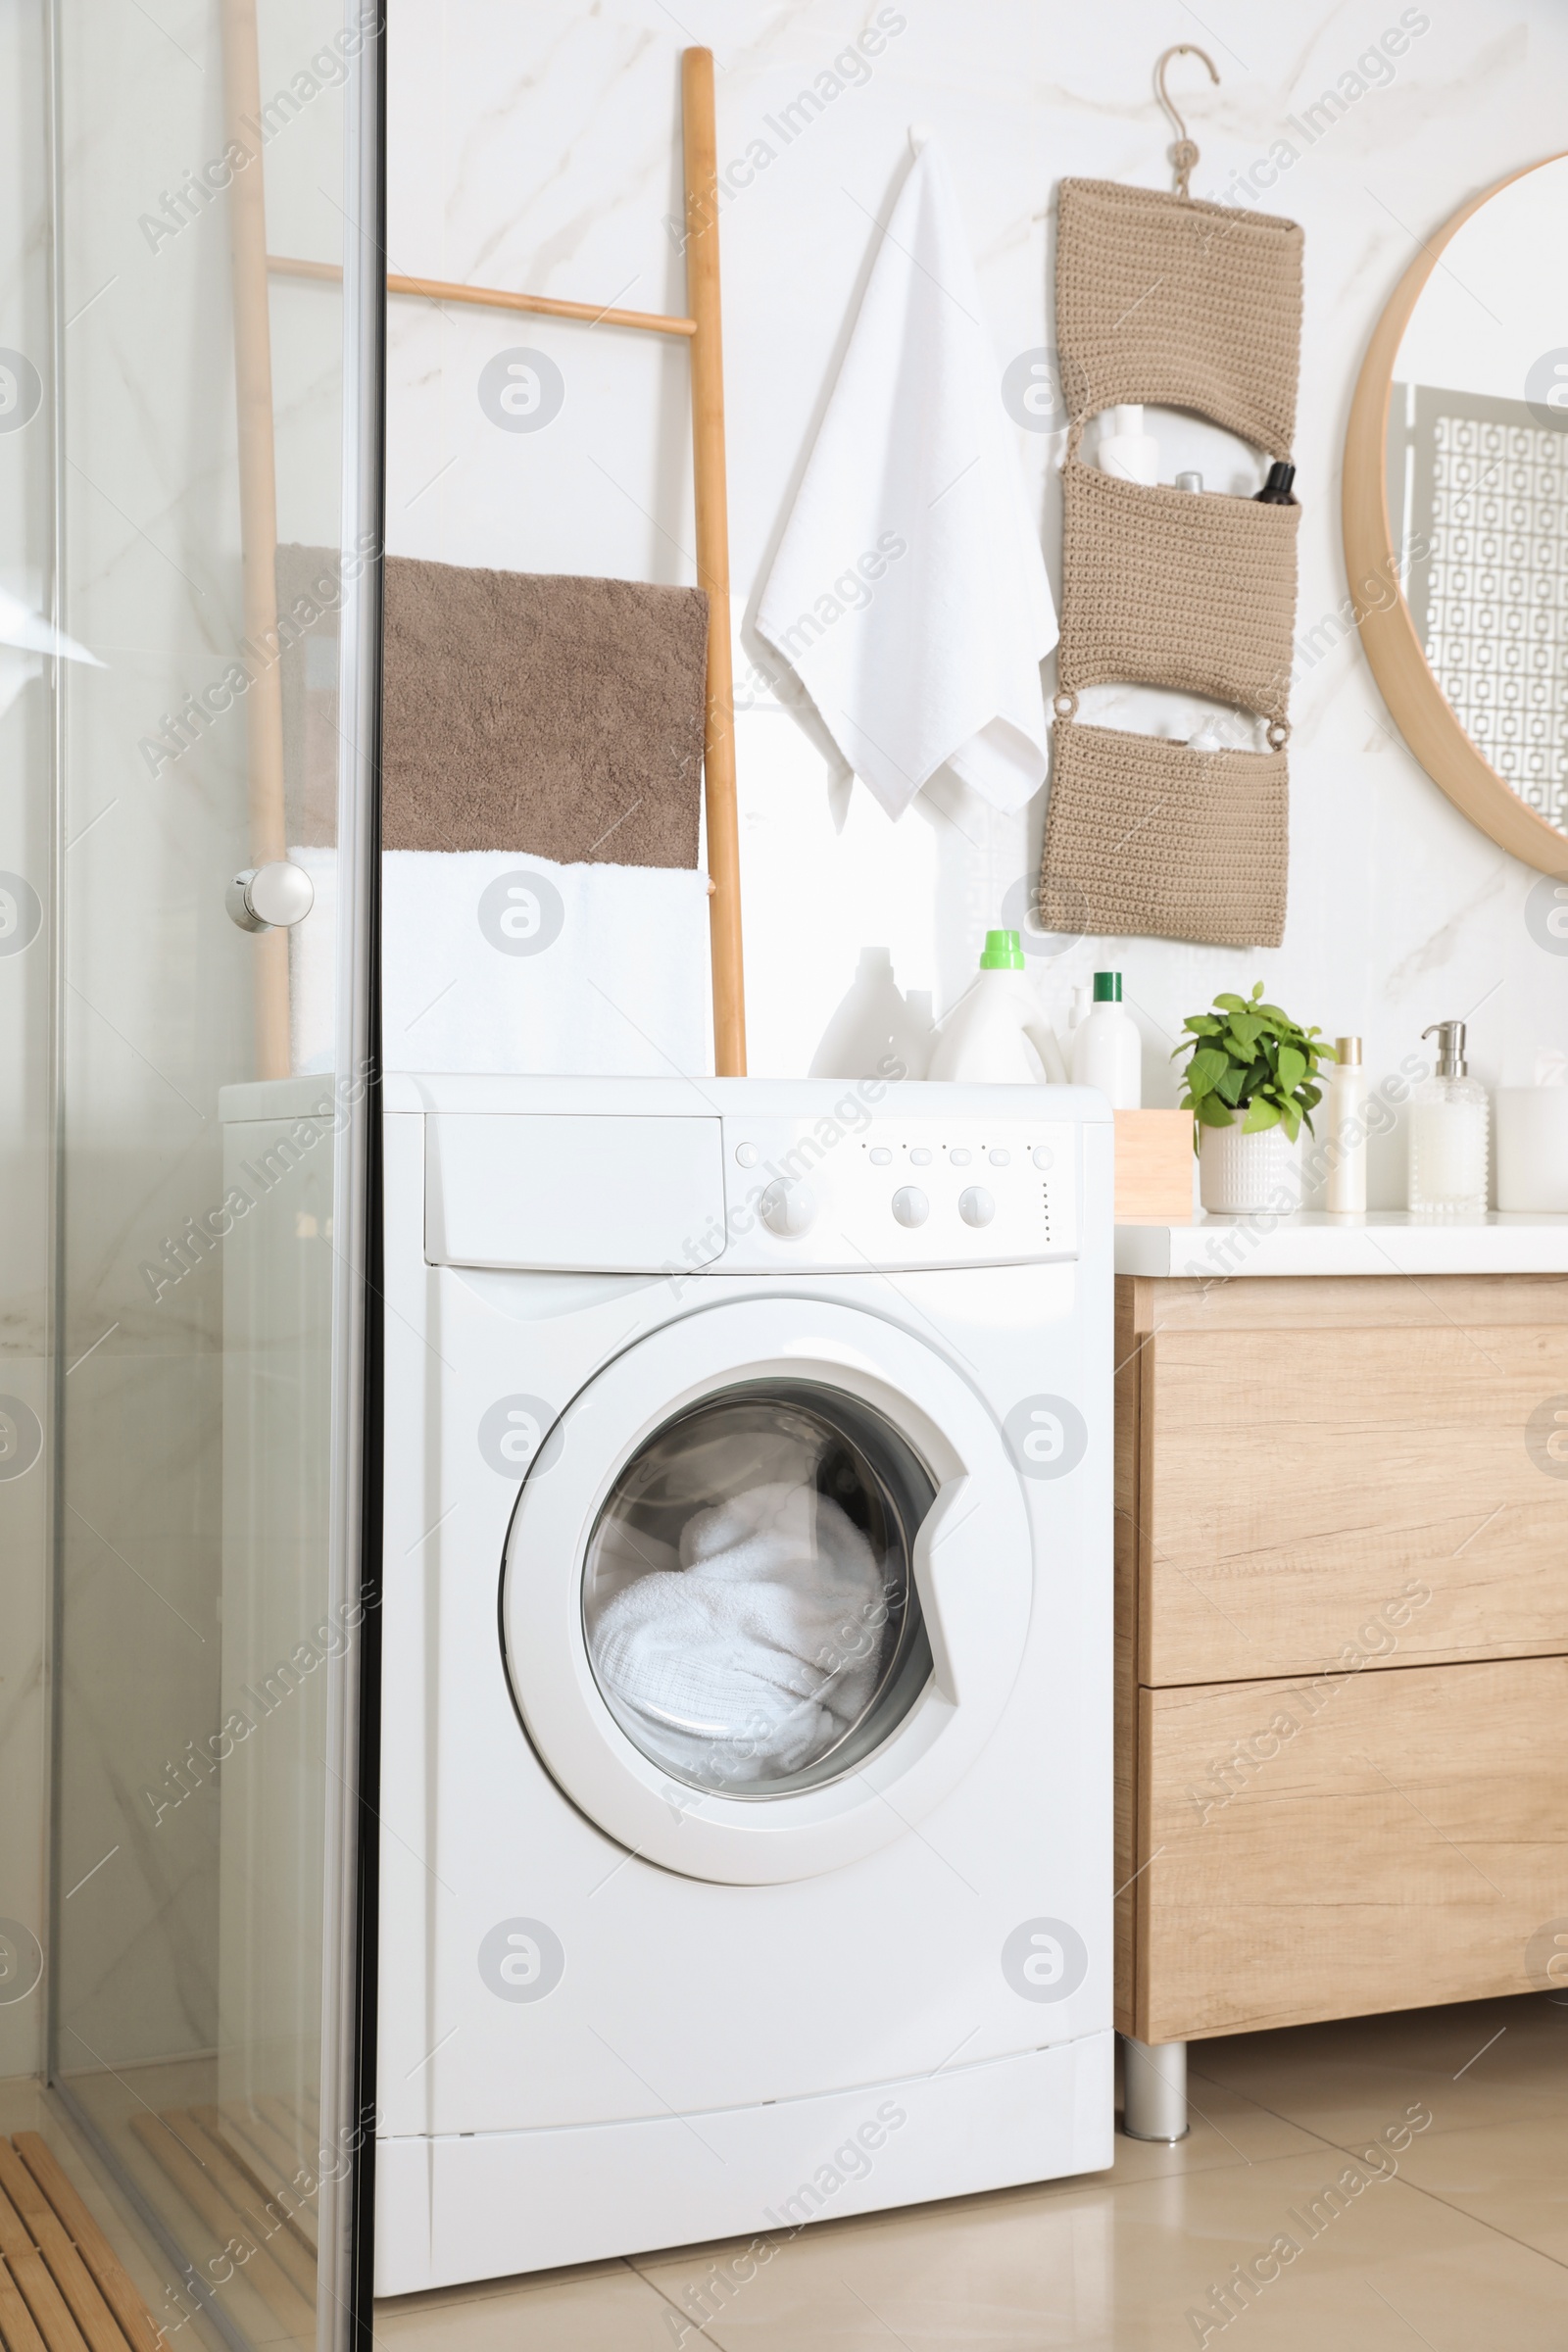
[44,3,382,2345]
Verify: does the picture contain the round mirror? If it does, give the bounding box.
[1344,153,1568,868]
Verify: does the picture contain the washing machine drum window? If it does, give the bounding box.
[582,1382,935,1798]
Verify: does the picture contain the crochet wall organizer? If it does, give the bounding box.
[1039,68,1305,951]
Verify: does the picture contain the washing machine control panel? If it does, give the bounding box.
[716,1116,1080,1270]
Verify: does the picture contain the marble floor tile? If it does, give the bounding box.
[633,2144,1568,2351]
[372,2260,684,2349]
[1192,1992,1568,2147]
[1392,2107,1568,2265]
[1111,2057,1334,2180]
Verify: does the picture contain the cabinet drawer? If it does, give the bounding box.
[1131,1656,1568,2041]
[1139,1318,1568,1683]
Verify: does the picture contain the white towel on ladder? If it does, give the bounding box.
[288,848,713,1076]
[756,139,1057,821]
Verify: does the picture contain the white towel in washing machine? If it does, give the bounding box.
[590,1483,887,1785]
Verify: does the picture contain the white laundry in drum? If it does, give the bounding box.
[588,1482,888,1785]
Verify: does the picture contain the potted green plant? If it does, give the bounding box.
[1174,982,1335,1213]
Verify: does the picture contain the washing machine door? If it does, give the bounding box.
[501,1297,1032,1884]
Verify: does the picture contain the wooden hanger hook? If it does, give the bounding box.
[1153,43,1219,199]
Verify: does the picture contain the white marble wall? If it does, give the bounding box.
[387,0,1568,1200]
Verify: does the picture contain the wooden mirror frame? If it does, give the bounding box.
[1343,154,1568,873]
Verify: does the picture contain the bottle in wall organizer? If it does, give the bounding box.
[1325,1035,1368,1215]
[1096,404,1159,487]
[1253,461,1298,506]
[1407,1020,1490,1216]
[1069,972,1142,1108]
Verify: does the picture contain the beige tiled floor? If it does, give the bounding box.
[371,1992,1568,2350]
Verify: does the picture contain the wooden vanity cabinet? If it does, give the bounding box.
[1115,1272,1568,2042]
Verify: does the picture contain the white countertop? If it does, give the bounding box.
[1115,1209,1568,1279]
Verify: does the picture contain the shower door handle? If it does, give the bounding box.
[226,859,316,933]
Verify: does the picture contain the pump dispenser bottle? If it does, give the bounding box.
[1406,1020,1489,1215]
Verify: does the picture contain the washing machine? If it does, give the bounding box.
[375,1073,1113,2294]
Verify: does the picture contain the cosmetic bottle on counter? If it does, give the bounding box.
[1097,405,1159,487]
[1406,1019,1489,1215]
[1325,1036,1368,1214]
[1070,971,1142,1107]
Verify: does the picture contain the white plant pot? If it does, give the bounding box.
[1199,1119,1294,1214]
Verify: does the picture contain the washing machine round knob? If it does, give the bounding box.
[759,1179,816,1237]
[891,1186,929,1228]
[958,1186,996,1228]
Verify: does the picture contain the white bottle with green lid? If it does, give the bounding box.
[1069,971,1142,1107]
[926,930,1067,1085]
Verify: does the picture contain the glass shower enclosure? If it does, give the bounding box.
[6,3,382,2345]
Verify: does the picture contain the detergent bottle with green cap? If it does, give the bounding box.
[1069,970,1142,1106]
[926,930,1068,1085]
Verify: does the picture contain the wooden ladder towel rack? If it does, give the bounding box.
[227,16,746,1075]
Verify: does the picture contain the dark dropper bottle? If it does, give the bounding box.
[1254,461,1298,505]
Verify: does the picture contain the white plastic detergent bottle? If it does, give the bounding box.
[926,931,1067,1085]
[1069,970,1142,1106]
[808,946,932,1081]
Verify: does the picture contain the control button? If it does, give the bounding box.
[891,1186,929,1228]
[989,1147,1011,1167]
[1032,1146,1054,1170]
[950,1148,972,1167]
[759,1179,816,1238]
[869,1147,893,1167]
[958,1187,996,1227]
[909,1147,932,1166]
[735,1142,759,1168]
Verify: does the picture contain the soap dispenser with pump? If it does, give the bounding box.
[1406,1019,1490,1215]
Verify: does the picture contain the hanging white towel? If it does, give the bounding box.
[756,139,1057,821]
[288,847,712,1076]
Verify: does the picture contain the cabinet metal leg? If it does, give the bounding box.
[1121,2034,1189,2142]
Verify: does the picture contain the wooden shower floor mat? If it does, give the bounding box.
[0,2132,161,2352]
[128,2102,317,2342]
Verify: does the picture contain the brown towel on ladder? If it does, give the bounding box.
[381,560,709,866]
[274,549,710,867]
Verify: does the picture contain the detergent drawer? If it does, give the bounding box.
[425,1112,725,1272]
